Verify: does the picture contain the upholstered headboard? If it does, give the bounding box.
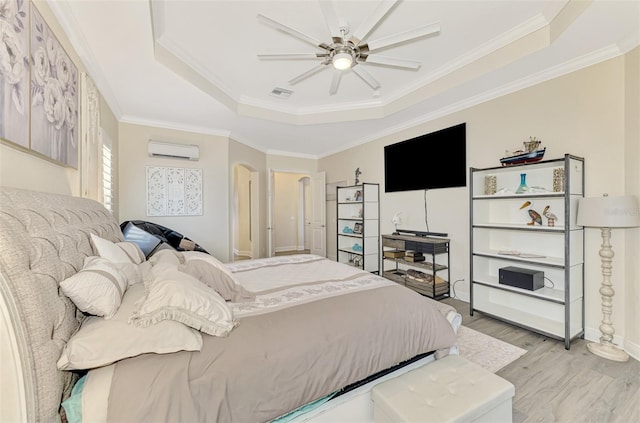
[0,187,123,422]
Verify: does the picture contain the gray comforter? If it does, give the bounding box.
[106,260,457,422]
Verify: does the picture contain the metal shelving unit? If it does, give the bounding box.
[469,154,585,349]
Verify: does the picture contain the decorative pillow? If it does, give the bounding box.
[182,251,242,285]
[149,248,185,267]
[59,256,128,319]
[90,233,151,285]
[90,233,134,263]
[116,241,146,264]
[114,261,153,286]
[57,284,203,371]
[179,260,255,302]
[130,267,237,337]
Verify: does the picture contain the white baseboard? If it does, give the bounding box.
[233,248,252,258]
[275,245,298,253]
[585,327,638,362]
[624,339,640,362]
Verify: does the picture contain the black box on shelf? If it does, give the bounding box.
[499,266,544,291]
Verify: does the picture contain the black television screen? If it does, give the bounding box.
[384,123,466,192]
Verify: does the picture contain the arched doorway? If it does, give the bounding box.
[232,164,259,260]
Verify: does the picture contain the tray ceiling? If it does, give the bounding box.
[50,0,639,157]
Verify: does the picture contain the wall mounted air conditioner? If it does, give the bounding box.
[148,140,199,161]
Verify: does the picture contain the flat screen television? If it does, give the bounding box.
[384,122,466,193]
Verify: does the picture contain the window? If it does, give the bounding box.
[102,130,113,212]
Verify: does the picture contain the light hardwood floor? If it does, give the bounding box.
[441,297,640,423]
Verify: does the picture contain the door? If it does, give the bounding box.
[267,169,275,257]
[302,178,312,250]
[309,171,326,257]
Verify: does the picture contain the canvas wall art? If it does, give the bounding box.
[0,0,30,149]
[29,4,78,168]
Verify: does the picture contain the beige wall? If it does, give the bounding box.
[267,154,317,172]
[233,165,252,256]
[273,172,306,252]
[118,123,230,261]
[229,138,267,258]
[624,46,640,352]
[319,54,638,357]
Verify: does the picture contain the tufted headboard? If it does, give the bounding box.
[0,187,123,422]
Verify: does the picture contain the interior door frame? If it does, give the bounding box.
[268,169,326,257]
[232,163,260,260]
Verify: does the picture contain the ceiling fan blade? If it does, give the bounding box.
[288,63,330,85]
[364,23,440,52]
[257,14,330,50]
[318,1,342,42]
[352,65,381,90]
[349,0,399,45]
[359,55,421,69]
[258,53,327,60]
[329,71,342,95]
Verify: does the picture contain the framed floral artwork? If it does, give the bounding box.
[0,0,30,149]
[29,4,78,168]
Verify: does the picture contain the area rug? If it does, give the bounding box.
[457,325,527,373]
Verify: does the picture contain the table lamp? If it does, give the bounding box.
[577,194,640,362]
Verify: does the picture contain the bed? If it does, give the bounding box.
[0,186,460,423]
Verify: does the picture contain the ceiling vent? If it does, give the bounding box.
[270,87,293,99]
[148,140,199,161]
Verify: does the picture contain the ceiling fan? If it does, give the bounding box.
[256,0,440,96]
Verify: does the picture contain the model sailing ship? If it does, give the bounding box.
[500,137,545,166]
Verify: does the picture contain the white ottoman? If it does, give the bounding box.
[371,354,515,423]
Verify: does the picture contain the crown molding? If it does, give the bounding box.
[318,43,625,159]
[119,115,231,138]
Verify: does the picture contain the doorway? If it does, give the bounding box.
[232,164,259,261]
[268,170,326,257]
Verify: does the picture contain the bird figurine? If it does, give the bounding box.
[543,205,557,227]
[520,201,542,225]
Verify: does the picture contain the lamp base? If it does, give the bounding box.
[587,341,629,362]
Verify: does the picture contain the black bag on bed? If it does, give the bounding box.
[120,220,210,258]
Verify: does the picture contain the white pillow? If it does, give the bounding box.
[130,266,237,337]
[115,241,146,264]
[60,256,128,319]
[90,233,151,285]
[148,248,184,267]
[182,251,240,285]
[114,261,153,286]
[179,259,255,302]
[57,284,203,371]
[90,233,133,263]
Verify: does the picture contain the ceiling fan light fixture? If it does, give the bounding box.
[332,50,353,70]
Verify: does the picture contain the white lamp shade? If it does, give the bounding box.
[332,52,353,70]
[577,195,640,228]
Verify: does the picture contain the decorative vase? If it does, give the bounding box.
[515,173,528,194]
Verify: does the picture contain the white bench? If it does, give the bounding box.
[371,354,515,423]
